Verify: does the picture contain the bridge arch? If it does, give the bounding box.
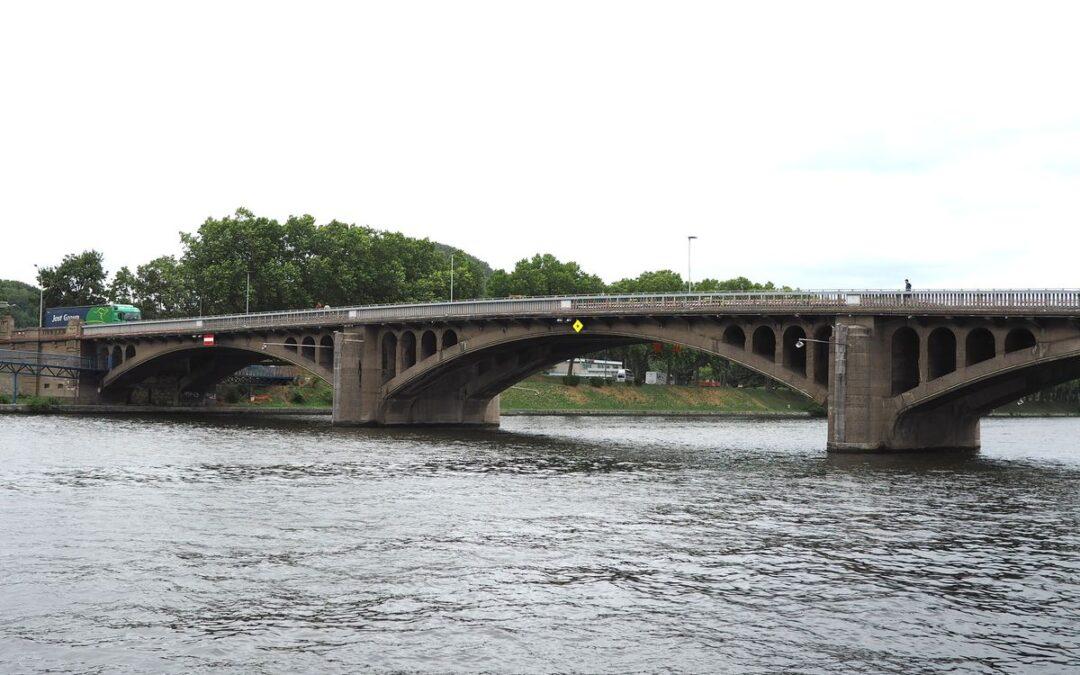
[381,331,398,383]
[376,319,829,424]
[97,336,333,401]
[723,324,746,349]
[1005,327,1036,354]
[752,325,776,361]
[442,329,458,350]
[965,327,995,366]
[891,326,919,395]
[889,332,1080,449]
[319,335,334,369]
[782,325,807,375]
[401,331,417,369]
[420,330,437,359]
[301,336,316,361]
[928,327,957,380]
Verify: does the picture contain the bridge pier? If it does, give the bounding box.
[827,316,982,452]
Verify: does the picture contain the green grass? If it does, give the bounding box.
[500,376,818,414]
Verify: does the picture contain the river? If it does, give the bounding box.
[1,414,1077,673]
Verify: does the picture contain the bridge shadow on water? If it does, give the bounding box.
[75,411,1076,484]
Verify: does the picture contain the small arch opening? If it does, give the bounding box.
[752,326,776,362]
[381,332,398,383]
[319,335,334,369]
[442,329,458,350]
[782,326,807,375]
[301,336,316,361]
[891,327,919,395]
[420,330,437,360]
[722,325,746,348]
[401,331,417,369]
[111,345,123,367]
[813,325,832,385]
[1004,328,1036,354]
[284,337,298,353]
[966,328,995,366]
[928,327,957,380]
[124,345,136,361]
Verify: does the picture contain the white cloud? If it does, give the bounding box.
[2,1,1079,294]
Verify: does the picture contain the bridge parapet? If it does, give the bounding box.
[80,289,1080,340]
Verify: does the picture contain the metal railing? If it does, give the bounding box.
[0,348,100,371]
[80,289,1080,338]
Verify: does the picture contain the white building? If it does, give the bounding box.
[546,358,624,378]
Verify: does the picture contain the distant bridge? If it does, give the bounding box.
[8,289,1080,451]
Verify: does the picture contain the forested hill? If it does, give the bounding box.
[0,279,41,328]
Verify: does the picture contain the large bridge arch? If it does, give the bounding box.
[373,318,829,425]
[97,332,334,401]
[885,334,1080,449]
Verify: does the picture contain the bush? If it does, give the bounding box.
[588,377,607,387]
[562,375,580,387]
[806,402,827,418]
[25,396,58,413]
[290,390,307,405]
[221,387,241,404]
[0,394,9,404]
[316,388,333,405]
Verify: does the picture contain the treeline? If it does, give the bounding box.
[21,207,781,321]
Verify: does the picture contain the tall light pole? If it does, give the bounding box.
[686,235,697,293]
[245,269,251,314]
[449,252,455,303]
[33,264,43,327]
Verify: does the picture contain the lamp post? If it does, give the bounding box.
[32,264,43,328]
[686,236,697,293]
[450,253,455,303]
[246,269,251,314]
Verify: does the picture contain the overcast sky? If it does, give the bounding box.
[3,1,1079,292]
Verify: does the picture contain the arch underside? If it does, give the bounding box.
[382,326,828,414]
[99,343,331,400]
[892,347,1080,444]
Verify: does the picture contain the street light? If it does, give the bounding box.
[686,236,697,293]
[450,252,455,303]
[32,264,43,328]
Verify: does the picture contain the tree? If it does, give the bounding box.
[109,267,138,304]
[487,254,605,297]
[36,250,108,308]
[0,279,42,328]
[608,270,685,294]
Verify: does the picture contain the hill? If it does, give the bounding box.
[0,279,41,328]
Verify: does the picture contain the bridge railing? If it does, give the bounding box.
[80,289,1080,338]
[0,348,100,371]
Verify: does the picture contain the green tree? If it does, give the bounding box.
[487,254,604,297]
[36,250,108,308]
[608,269,685,294]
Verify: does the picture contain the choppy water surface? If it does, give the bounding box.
[1,414,1078,673]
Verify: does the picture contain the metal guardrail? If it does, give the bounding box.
[80,289,1080,339]
[0,348,100,371]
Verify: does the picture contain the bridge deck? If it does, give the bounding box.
[80,289,1080,339]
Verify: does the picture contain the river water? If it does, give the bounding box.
[0,414,1077,673]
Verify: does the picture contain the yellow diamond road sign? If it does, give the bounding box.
[572,319,584,333]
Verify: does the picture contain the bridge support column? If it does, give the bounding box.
[332,331,366,425]
[827,317,879,451]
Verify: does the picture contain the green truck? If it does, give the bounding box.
[44,304,143,327]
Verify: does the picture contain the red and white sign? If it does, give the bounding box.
[203,334,215,346]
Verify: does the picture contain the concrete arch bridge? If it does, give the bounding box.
[71,289,1080,452]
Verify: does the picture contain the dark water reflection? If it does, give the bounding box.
[1,414,1078,673]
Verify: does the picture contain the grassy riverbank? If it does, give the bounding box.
[500,376,820,414]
